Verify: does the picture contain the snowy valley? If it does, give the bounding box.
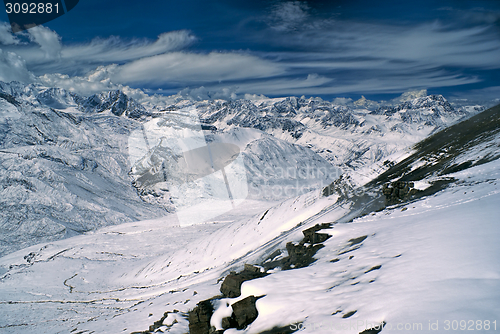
[0,81,499,334]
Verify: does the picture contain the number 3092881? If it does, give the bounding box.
[5,3,59,14]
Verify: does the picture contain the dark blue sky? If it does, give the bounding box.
[1,0,499,101]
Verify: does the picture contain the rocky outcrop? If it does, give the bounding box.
[382,181,418,205]
[263,223,333,271]
[220,264,267,298]
[220,295,260,331]
[77,90,149,118]
[359,321,386,334]
[188,300,215,334]
[185,223,334,334]
[322,175,356,198]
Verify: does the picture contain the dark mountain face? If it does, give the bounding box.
[371,103,500,186]
[76,90,150,118]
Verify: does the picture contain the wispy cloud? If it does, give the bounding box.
[0,3,499,100]
[269,21,500,69]
[27,25,62,60]
[0,26,197,75]
[188,70,479,97]
[0,22,20,45]
[268,1,310,31]
[61,31,196,63]
[110,51,285,84]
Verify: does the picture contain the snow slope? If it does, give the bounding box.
[0,82,340,255]
[0,105,498,334]
[0,87,166,257]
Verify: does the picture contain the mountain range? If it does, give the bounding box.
[0,81,485,256]
[0,81,498,334]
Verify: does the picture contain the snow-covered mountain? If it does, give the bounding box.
[194,94,473,184]
[0,98,498,334]
[0,80,484,257]
[0,83,168,257]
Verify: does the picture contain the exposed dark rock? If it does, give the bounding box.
[262,223,334,271]
[382,181,418,205]
[221,316,236,330]
[190,224,334,333]
[337,235,368,256]
[342,310,357,318]
[188,300,215,334]
[77,90,149,118]
[201,124,217,132]
[322,175,355,198]
[348,235,367,246]
[231,295,259,329]
[359,321,386,334]
[365,265,382,273]
[209,328,224,334]
[199,296,261,333]
[130,310,181,334]
[0,92,20,106]
[282,242,325,270]
[383,160,395,168]
[301,223,332,244]
[220,264,267,298]
[23,252,36,264]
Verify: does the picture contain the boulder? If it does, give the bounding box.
[382,181,418,205]
[301,223,332,244]
[220,265,267,298]
[188,300,214,334]
[231,296,259,329]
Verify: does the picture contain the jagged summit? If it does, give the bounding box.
[0,102,498,334]
[75,90,149,118]
[0,81,486,256]
[0,81,149,119]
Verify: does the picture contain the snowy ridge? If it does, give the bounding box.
[0,80,486,256]
[0,83,166,257]
[195,94,474,185]
[0,103,498,334]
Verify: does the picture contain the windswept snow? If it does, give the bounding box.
[1,148,499,334]
[0,81,498,334]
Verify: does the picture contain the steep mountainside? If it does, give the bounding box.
[0,81,483,256]
[0,102,497,334]
[195,95,472,179]
[0,84,164,256]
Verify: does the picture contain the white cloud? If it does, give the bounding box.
[269,1,310,31]
[275,22,500,70]
[2,27,196,75]
[0,17,497,100]
[27,25,62,59]
[0,22,20,45]
[38,67,148,100]
[0,49,36,83]
[60,30,196,63]
[450,86,500,102]
[189,70,479,97]
[111,51,285,84]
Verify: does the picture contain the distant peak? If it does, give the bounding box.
[396,89,428,102]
